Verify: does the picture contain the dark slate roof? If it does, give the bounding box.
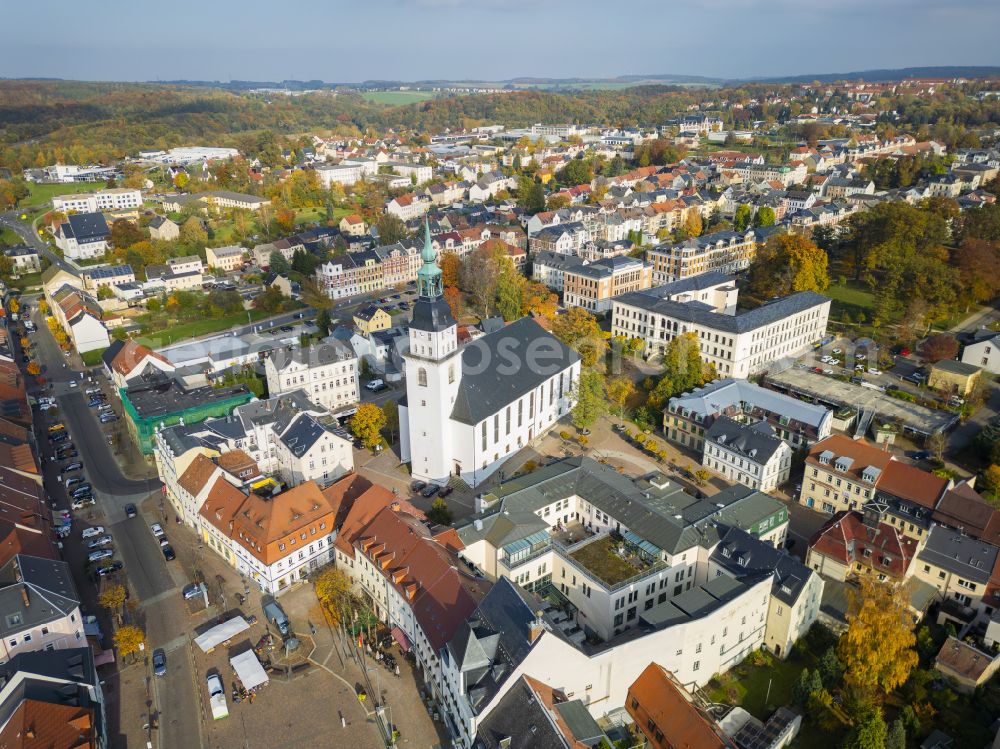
[705,416,785,464]
[616,289,830,334]
[410,298,456,334]
[101,339,125,370]
[450,317,579,425]
[268,341,355,371]
[473,676,566,749]
[0,555,80,638]
[633,271,735,299]
[918,525,999,584]
[711,526,812,606]
[64,212,109,243]
[354,305,382,321]
[279,413,327,457]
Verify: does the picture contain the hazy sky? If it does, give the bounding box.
[3,0,999,82]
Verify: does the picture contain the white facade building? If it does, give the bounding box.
[52,188,142,214]
[702,417,793,492]
[264,341,359,414]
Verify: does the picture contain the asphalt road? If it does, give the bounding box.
[25,307,199,749]
[0,209,76,273]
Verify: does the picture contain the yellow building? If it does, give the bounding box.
[353,305,391,335]
[929,359,982,396]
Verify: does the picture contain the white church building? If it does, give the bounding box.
[399,222,581,487]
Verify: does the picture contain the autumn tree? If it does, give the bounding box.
[920,334,959,364]
[38,299,48,316]
[605,376,635,421]
[109,218,144,249]
[315,566,354,624]
[443,286,465,320]
[571,369,607,432]
[99,584,127,625]
[427,498,453,526]
[275,206,297,233]
[521,280,558,319]
[113,625,146,664]
[981,465,1000,502]
[26,362,41,376]
[838,576,918,697]
[351,403,387,450]
[439,251,461,288]
[552,307,607,368]
[460,243,506,318]
[748,233,829,298]
[173,172,190,190]
[179,216,207,246]
[684,210,702,238]
[952,239,1000,306]
[300,278,333,311]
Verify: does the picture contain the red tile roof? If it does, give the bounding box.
[877,461,949,509]
[932,481,1000,546]
[809,510,918,579]
[626,663,731,749]
[0,699,97,749]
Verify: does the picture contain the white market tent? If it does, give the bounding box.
[194,616,250,653]
[230,649,268,690]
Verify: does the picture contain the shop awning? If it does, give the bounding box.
[391,626,412,653]
[230,649,268,690]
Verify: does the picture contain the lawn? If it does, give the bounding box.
[708,653,805,718]
[0,226,22,246]
[135,309,274,347]
[360,90,436,105]
[24,181,108,207]
[825,279,877,323]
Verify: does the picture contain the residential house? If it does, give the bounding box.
[205,245,245,273]
[80,265,135,292]
[52,187,142,214]
[339,214,367,236]
[646,230,759,285]
[626,664,733,749]
[928,359,982,396]
[934,637,1000,694]
[386,193,431,222]
[264,341,359,413]
[961,331,1000,375]
[148,215,180,241]
[353,305,392,335]
[54,213,110,260]
[702,417,792,492]
[0,555,84,662]
[3,246,40,276]
[100,339,176,393]
[562,256,652,314]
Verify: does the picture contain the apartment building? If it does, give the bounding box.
[166,255,204,275]
[529,251,582,293]
[315,159,377,188]
[665,378,832,453]
[613,276,830,378]
[316,250,384,299]
[80,264,135,292]
[386,193,431,221]
[384,161,433,184]
[0,555,85,662]
[530,222,588,255]
[263,341,359,413]
[54,213,109,260]
[702,417,792,492]
[198,477,339,595]
[913,526,1000,630]
[374,242,422,287]
[646,229,758,284]
[205,245,245,272]
[52,187,142,214]
[457,457,791,643]
[562,256,652,314]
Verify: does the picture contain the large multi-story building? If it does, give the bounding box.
[399,223,579,487]
[562,256,652,314]
[51,188,142,214]
[264,341,359,414]
[702,417,792,492]
[665,378,832,453]
[54,213,110,260]
[613,274,830,378]
[316,250,385,299]
[646,229,759,284]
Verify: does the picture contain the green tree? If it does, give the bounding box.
[559,158,593,186]
[754,206,776,227]
[179,216,207,246]
[426,498,453,526]
[495,267,524,321]
[734,204,753,232]
[885,720,906,749]
[605,376,635,421]
[109,218,145,249]
[96,285,115,300]
[517,177,545,214]
[350,403,387,450]
[375,213,409,245]
[792,668,823,706]
[818,647,844,688]
[382,400,399,444]
[269,250,290,275]
[748,233,829,298]
[844,707,887,749]
[571,369,606,432]
[316,308,332,336]
[647,332,713,409]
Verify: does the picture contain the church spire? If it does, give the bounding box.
[416,216,443,300]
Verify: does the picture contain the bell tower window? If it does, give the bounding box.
[418,368,427,387]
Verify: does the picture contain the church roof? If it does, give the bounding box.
[450,317,579,425]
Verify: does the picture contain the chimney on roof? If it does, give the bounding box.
[528,611,545,643]
[21,587,29,608]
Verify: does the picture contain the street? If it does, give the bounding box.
[25,302,201,749]
[0,209,76,273]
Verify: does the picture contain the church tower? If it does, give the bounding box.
[401,219,461,484]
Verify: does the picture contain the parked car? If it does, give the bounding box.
[81,526,105,539]
[152,649,167,677]
[158,536,170,548]
[151,523,164,538]
[421,484,440,498]
[125,503,138,519]
[438,485,454,498]
[183,582,206,600]
[867,368,882,376]
[365,379,387,392]
[65,477,82,488]
[56,448,78,460]
[88,549,114,563]
[410,481,427,493]
[72,498,96,510]
[86,535,113,549]
[910,450,932,461]
[162,545,175,561]
[95,561,123,576]
[71,484,92,497]
[64,461,83,472]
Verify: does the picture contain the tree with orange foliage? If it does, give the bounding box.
[26,362,41,376]
[443,286,465,321]
[440,252,461,288]
[275,207,297,233]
